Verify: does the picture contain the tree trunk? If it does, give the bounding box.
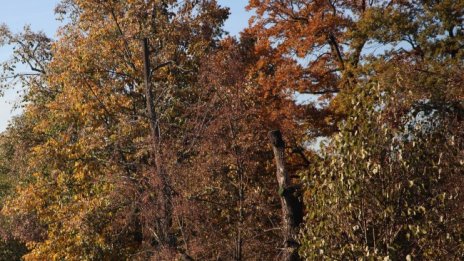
[268,130,303,261]
[142,38,174,246]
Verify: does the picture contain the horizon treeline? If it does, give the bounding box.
[0,0,463,260]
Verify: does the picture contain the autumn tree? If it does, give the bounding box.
[247,0,464,259]
[3,0,229,259]
[0,0,462,260]
[0,24,55,260]
[0,119,30,261]
[173,36,290,259]
[247,0,464,139]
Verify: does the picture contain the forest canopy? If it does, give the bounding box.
[0,0,462,260]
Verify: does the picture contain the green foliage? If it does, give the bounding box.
[300,82,464,260]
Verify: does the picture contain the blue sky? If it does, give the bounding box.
[219,1,252,37]
[0,1,252,132]
[0,0,61,132]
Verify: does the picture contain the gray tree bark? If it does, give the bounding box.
[269,130,303,261]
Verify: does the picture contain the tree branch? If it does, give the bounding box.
[300,89,340,95]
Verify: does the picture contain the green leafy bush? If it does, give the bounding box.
[300,82,464,260]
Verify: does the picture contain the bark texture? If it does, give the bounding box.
[269,130,303,261]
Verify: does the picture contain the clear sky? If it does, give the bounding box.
[0,1,252,132]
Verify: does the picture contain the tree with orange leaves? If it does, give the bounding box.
[247,0,464,138]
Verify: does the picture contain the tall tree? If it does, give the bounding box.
[248,0,464,259]
[3,0,229,259]
[300,74,463,259]
[246,0,464,140]
[180,37,288,259]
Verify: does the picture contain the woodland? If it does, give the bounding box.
[0,0,463,260]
